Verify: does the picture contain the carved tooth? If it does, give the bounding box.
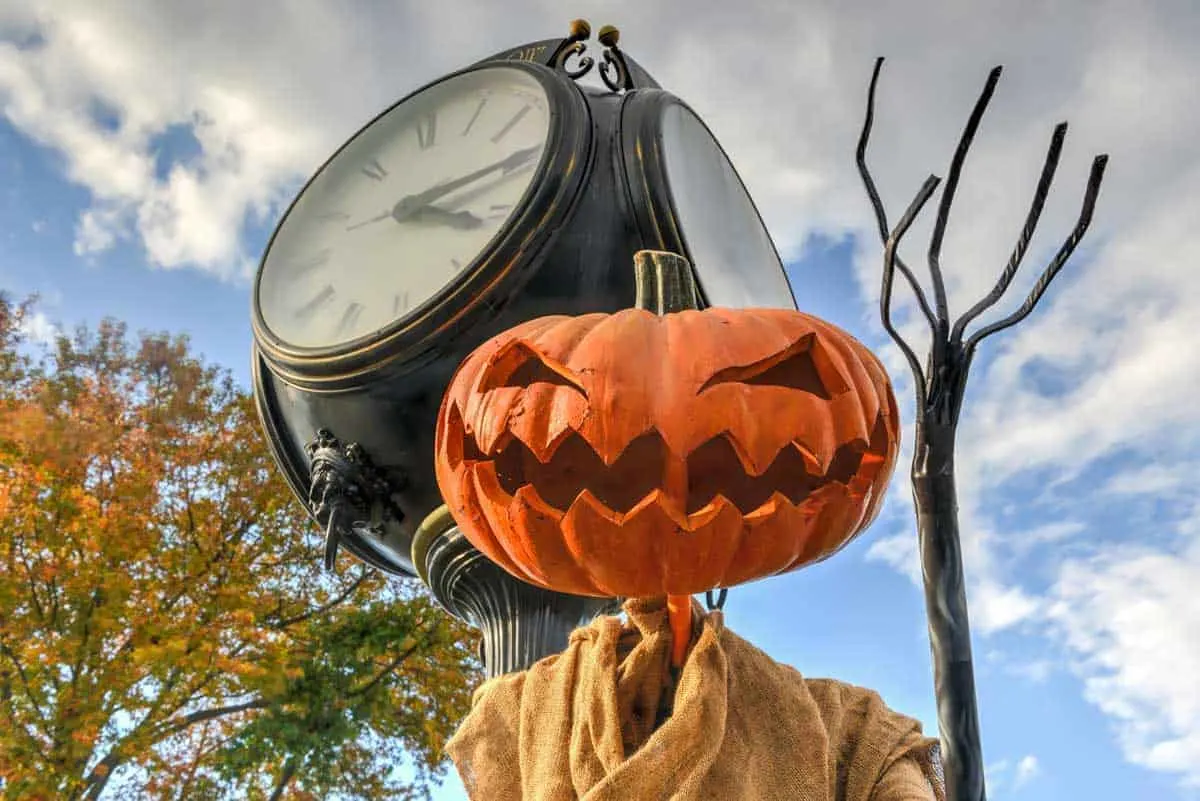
[508,425,575,464]
[441,405,468,468]
[470,462,546,584]
[509,485,600,595]
[682,493,735,528]
[790,441,826,475]
[457,461,537,583]
[829,391,872,446]
[506,397,587,462]
[744,492,786,523]
[561,490,661,596]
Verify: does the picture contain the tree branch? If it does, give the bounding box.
[926,65,1002,328]
[0,640,51,731]
[267,755,299,801]
[952,122,1067,343]
[856,57,940,335]
[163,697,269,734]
[964,153,1109,350]
[883,175,943,409]
[82,749,123,801]
[271,569,367,631]
[348,640,425,700]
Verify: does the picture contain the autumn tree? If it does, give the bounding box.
[0,294,481,800]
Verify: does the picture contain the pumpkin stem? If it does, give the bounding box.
[666,593,693,667]
[633,250,700,315]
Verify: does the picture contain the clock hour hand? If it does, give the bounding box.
[391,145,540,221]
[346,204,483,232]
[408,205,483,230]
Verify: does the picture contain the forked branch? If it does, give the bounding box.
[856,58,938,388]
[856,57,1108,801]
[952,122,1067,341]
[963,153,1108,351]
[859,57,1109,422]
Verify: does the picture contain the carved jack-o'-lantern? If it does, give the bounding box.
[435,251,900,664]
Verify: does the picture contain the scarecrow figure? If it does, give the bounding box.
[435,250,945,800]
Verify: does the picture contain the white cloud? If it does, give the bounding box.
[865,530,922,586]
[1046,545,1200,786]
[1014,754,1041,788]
[74,203,123,255]
[17,308,58,345]
[1009,659,1055,685]
[0,3,347,278]
[985,757,1011,791]
[1102,463,1197,498]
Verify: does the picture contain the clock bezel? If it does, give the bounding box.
[251,60,592,384]
[617,89,797,310]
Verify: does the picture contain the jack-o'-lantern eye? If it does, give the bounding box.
[478,341,588,398]
[697,334,847,398]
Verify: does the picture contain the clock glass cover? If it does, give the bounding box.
[659,103,795,310]
[256,66,552,350]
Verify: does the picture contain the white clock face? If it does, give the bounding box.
[257,67,552,349]
[660,104,795,310]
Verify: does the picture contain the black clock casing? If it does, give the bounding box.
[252,34,794,577]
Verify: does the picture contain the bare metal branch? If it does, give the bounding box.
[965,154,1109,350]
[856,57,940,335]
[953,122,1067,343]
[927,66,1004,326]
[883,174,943,406]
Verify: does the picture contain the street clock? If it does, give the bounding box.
[252,22,796,579]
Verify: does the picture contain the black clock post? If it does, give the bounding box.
[251,21,795,678]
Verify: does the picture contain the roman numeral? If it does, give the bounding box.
[392,292,408,317]
[416,113,437,150]
[337,302,365,334]
[295,285,335,319]
[462,97,487,136]
[361,158,388,181]
[451,258,463,270]
[491,105,530,144]
[291,249,331,276]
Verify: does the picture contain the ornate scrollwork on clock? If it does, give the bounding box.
[304,429,400,570]
[549,19,636,93]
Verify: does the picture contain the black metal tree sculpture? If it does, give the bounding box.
[856,59,1108,801]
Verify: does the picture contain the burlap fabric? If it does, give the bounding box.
[447,597,945,800]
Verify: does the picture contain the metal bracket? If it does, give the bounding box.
[304,428,397,571]
[705,588,728,612]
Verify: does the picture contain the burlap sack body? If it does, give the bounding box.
[447,597,944,801]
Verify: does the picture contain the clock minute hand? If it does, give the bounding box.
[345,210,393,231]
[391,145,540,221]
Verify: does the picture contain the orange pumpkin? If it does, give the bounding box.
[435,252,900,664]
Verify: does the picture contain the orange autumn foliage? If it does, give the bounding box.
[0,296,479,800]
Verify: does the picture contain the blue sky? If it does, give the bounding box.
[2,3,1198,800]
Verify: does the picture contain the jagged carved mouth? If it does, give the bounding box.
[453,419,889,517]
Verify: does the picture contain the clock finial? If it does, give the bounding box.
[597,24,632,92]
[597,25,619,47]
[568,18,591,39]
